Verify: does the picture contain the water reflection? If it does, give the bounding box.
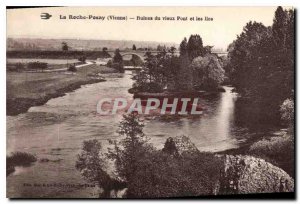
[6,71,265,197]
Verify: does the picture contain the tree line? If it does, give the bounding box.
[226,6,294,125]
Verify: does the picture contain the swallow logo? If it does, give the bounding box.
[41,13,52,20]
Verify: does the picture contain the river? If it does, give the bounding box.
[6,71,272,198]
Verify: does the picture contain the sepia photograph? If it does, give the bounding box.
[6,6,295,198]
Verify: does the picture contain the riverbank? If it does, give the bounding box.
[7,64,118,116]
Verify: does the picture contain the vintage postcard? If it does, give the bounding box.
[6,6,295,198]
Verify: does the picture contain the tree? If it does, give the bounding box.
[191,54,225,90]
[102,47,108,52]
[132,44,137,50]
[179,37,188,55]
[272,6,288,48]
[78,56,86,63]
[112,49,124,72]
[169,46,176,55]
[76,140,117,197]
[187,34,204,60]
[61,42,69,51]
[107,113,150,184]
[227,7,294,124]
[280,98,294,129]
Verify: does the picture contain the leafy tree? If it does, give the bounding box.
[191,54,225,90]
[227,7,294,124]
[61,42,69,51]
[187,34,204,60]
[112,49,124,72]
[78,56,86,63]
[169,46,176,54]
[280,98,294,129]
[76,140,119,197]
[107,113,151,184]
[130,54,143,67]
[132,44,137,50]
[179,37,188,55]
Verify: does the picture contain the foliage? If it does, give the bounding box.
[127,151,223,198]
[78,55,86,63]
[7,152,37,176]
[130,54,143,67]
[226,7,294,123]
[7,63,25,72]
[280,98,294,128]
[68,64,77,72]
[112,49,124,72]
[7,50,111,60]
[191,54,225,89]
[76,139,123,197]
[61,42,69,51]
[132,44,136,50]
[248,135,294,177]
[27,61,48,71]
[107,113,151,183]
[187,34,204,60]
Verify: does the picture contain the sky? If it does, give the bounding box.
[7,7,284,49]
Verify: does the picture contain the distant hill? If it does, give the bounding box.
[7,37,178,51]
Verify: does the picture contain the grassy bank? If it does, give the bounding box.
[7,64,118,115]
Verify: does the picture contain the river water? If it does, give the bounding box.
[6,71,272,198]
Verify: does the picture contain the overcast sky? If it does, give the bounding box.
[7,7,283,49]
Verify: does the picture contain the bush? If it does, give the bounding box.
[7,152,37,176]
[27,61,48,71]
[132,81,163,93]
[78,56,86,63]
[127,151,223,198]
[248,135,294,177]
[106,59,113,67]
[68,64,77,72]
[112,63,124,73]
[280,98,294,128]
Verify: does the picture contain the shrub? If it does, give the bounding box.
[76,139,123,197]
[7,152,37,176]
[68,64,77,72]
[280,98,294,128]
[106,59,113,67]
[78,56,86,63]
[132,81,163,93]
[127,151,223,198]
[248,135,294,177]
[27,61,48,71]
[15,63,25,71]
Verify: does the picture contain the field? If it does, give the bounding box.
[7,64,118,115]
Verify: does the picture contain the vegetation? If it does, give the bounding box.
[191,54,225,90]
[132,34,225,93]
[27,61,48,71]
[7,152,37,176]
[226,6,294,124]
[78,55,86,63]
[112,49,124,72]
[68,64,77,72]
[280,98,294,129]
[7,50,111,60]
[77,113,224,198]
[132,44,136,50]
[248,135,294,177]
[61,42,69,51]
[76,139,125,197]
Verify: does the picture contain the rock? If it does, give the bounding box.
[173,135,199,154]
[220,155,294,194]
